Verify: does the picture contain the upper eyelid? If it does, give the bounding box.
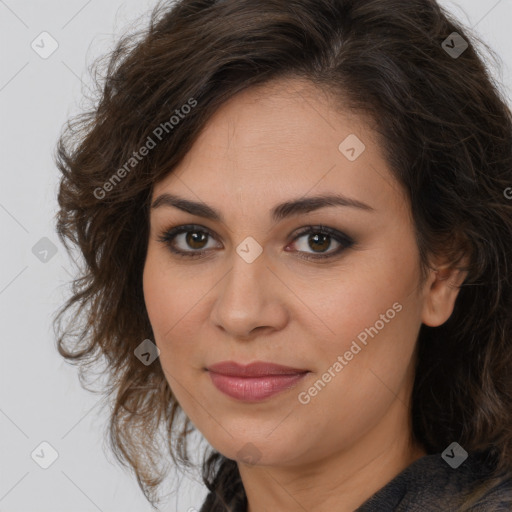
[160,223,346,238]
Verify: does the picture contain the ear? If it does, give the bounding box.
[421,255,469,327]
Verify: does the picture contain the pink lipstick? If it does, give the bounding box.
[206,361,309,402]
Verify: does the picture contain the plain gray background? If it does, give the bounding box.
[1,1,511,511]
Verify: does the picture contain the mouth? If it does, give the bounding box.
[206,361,310,402]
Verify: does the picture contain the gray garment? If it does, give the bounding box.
[200,453,512,511]
[355,453,512,511]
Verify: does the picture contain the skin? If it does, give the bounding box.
[143,77,467,512]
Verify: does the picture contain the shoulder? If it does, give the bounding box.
[356,453,512,511]
[467,471,512,511]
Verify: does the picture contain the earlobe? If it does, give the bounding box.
[421,261,468,327]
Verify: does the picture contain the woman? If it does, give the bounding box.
[53,0,512,510]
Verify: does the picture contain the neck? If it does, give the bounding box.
[240,397,426,512]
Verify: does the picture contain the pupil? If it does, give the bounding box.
[187,231,207,249]
[309,233,330,252]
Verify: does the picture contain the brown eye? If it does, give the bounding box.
[157,224,220,258]
[305,233,332,252]
[184,230,209,250]
[289,226,354,261]
[158,224,354,262]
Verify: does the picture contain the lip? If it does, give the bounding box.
[206,361,309,402]
[207,361,309,377]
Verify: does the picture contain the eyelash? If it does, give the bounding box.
[157,224,354,262]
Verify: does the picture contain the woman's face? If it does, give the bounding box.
[143,78,457,469]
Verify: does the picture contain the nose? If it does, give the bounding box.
[209,251,289,340]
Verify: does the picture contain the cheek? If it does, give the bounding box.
[142,251,189,348]
[303,241,422,382]
[143,255,172,332]
[308,283,416,380]
[301,252,418,342]
[142,250,208,375]
[143,244,198,324]
[291,279,420,455]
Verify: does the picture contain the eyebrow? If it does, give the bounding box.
[151,192,375,223]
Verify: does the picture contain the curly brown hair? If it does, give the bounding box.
[53,0,512,510]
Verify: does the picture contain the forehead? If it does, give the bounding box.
[152,78,407,220]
